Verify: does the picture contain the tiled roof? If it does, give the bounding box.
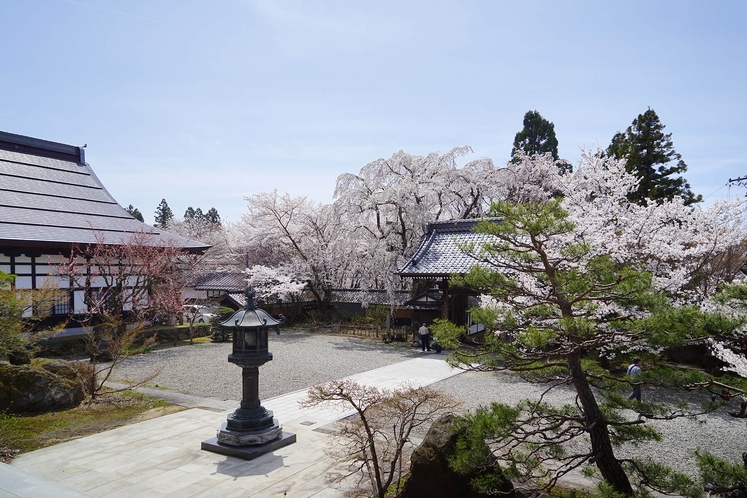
[0,131,208,252]
[396,218,501,277]
[227,292,248,308]
[193,272,246,291]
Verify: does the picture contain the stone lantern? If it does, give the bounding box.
[201,287,296,459]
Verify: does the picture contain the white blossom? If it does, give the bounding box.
[244,265,306,302]
[709,339,747,378]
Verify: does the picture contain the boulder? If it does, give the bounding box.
[666,343,729,371]
[0,358,85,414]
[512,481,550,498]
[400,414,515,498]
[7,347,33,365]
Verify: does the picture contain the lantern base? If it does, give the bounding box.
[202,431,297,461]
[226,407,275,431]
[217,420,286,446]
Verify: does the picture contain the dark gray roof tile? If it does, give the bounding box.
[193,273,246,291]
[0,206,139,231]
[396,218,501,277]
[1,190,125,216]
[0,148,82,170]
[2,176,111,202]
[0,131,208,252]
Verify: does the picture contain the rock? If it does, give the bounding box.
[400,414,515,498]
[512,481,549,498]
[666,343,728,371]
[0,358,85,414]
[7,347,33,365]
[88,340,113,362]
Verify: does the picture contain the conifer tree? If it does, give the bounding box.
[205,207,221,225]
[154,199,174,228]
[607,108,702,206]
[436,151,745,496]
[125,204,144,222]
[512,110,559,161]
[512,110,571,172]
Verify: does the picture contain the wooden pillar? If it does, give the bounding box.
[439,278,449,321]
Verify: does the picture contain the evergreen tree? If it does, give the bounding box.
[512,110,560,161]
[184,207,196,220]
[512,110,571,173]
[154,199,174,228]
[434,151,745,496]
[438,199,729,496]
[194,207,204,220]
[205,207,221,225]
[607,108,702,206]
[125,204,144,222]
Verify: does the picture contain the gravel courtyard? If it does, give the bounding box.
[112,330,421,401]
[112,330,747,480]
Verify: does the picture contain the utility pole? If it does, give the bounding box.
[728,176,747,187]
[727,176,747,197]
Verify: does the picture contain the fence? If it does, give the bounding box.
[331,324,411,342]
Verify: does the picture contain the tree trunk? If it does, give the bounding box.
[568,353,634,496]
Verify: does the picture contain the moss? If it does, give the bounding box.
[0,391,179,455]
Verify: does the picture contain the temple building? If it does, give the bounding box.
[0,130,208,325]
[396,218,501,332]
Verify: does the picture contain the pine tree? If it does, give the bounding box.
[607,108,702,206]
[154,199,174,228]
[434,151,745,496]
[438,199,728,496]
[184,207,196,220]
[125,204,144,222]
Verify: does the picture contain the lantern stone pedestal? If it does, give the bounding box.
[201,287,296,460]
[201,432,297,461]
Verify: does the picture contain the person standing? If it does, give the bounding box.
[418,323,431,352]
[627,357,642,401]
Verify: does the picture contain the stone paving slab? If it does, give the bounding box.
[5,354,461,497]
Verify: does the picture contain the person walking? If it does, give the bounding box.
[627,357,642,401]
[418,322,431,352]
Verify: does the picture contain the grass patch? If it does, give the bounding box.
[153,335,214,350]
[0,390,182,462]
[549,486,597,498]
[147,323,211,331]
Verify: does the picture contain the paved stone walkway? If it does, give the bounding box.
[2,354,460,497]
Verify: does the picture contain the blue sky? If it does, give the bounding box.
[3,0,746,225]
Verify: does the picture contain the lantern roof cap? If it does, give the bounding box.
[221,285,286,328]
[222,308,284,328]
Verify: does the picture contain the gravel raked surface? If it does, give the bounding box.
[429,369,747,480]
[112,330,421,401]
[112,331,747,481]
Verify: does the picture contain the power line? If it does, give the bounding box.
[703,183,729,201]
